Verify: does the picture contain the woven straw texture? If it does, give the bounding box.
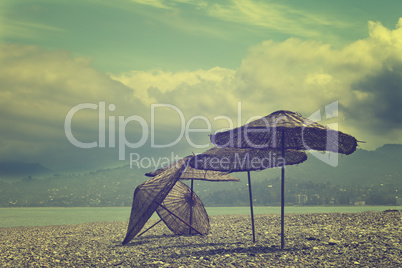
[122,159,188,245]
[210,110,357,155]
[156,181,210,236]
[189,147,307,172]
[145,155,240,182]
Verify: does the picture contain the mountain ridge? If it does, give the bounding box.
[0,144,401,207]
[0,162,52,177]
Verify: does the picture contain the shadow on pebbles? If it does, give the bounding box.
[1,210,401,267]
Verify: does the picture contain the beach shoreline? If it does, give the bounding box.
[1,211,401,267]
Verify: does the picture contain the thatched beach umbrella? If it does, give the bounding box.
[146,155,239,235]
[122,158,189,245]
[210,110,358,248]
[189,146,307,243]
[156,180,210,236]
[210,110,357,154]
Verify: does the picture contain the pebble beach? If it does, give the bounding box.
[1,210,401,267]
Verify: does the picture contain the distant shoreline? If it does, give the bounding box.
[2,205,400,209]
[1,206,401,228]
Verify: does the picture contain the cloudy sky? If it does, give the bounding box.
[1,0,402,172]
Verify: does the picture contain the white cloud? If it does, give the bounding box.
[204,0,349,38]
[122,0,351,42]
[0,17,64,40]
[0,43,147,170]
[232,19,402,144]
[128,0,200,10]
[111,67,236,106]
[113,19,402,149]
[128,0,170,9]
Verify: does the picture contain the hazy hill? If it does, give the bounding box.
[0,144,401,207]
[0,165,147,207]
[0,162,52,177]
[279,145,401,187]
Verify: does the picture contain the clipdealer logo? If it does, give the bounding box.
[305,101,339,167]
[64,102,246,161]
[64,101,340,168]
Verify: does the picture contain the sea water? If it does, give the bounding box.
[0,206,401,228]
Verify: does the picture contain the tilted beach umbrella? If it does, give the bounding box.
[122,158,189,245]
[146,155,239,235]
[156,180,210,236]
[136,179,210,238]
[210,110,358,248]
[189,146,308,243]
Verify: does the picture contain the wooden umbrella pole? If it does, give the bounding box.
[137,219,162,237]
[247,170,256,243]
[281,130,285,249]
[155,201,204,236]
[189,179,194,235]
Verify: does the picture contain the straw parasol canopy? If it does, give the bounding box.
[210,110,357,154]
[189,146,307,243]
[145,155,240,182]
[156,180,210,236]
[122,158,189,245]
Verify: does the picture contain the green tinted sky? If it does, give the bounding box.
[2,0,400,73]
[1,0,402,171]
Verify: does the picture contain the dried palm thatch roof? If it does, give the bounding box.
[122,159,188,245]
[156,180,210,236]
[145,155,240,182]
[189,147,307,172]
[210,110,358,155]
